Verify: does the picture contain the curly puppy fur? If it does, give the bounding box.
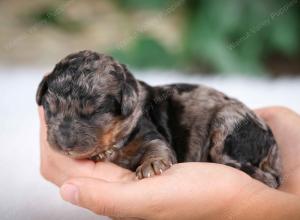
[36,50,281,188]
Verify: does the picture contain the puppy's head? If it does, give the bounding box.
[36,50,139,159]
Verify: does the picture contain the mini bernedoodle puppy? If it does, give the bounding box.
[36,50,281,188]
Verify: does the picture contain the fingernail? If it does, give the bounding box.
[60,183,79,205]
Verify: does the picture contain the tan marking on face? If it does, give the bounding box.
[112,138,143,169]
[97,118,124,149]
[120,138,142,157]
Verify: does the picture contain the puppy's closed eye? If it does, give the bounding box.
[80,96,120,119]
[97,95,121,116]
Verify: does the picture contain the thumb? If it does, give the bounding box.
[60,177,147,218]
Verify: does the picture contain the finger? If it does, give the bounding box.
[60,178,149,219]
[38,106,46,127]
[254,106,299,124]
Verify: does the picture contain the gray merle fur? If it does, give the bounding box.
[36,50,281,188]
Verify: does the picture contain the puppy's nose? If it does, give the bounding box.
[57,135,77,150]
[57,122,76,150]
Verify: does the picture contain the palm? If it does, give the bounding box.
[89,162,260,220]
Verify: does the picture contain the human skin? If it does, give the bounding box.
[38,106,300,220]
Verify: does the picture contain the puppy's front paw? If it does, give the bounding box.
[136,158,172,179]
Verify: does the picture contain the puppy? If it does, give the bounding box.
[36,50,281,188]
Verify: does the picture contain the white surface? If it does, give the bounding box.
[0,67,299,220]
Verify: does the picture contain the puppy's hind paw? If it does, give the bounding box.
[136,158,172,179]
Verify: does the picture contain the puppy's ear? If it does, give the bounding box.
[36,75,49,105]
[120,66,138,117]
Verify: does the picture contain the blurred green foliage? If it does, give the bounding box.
[27,5,83,32]
[113,0,171,10]
[113,0,300,75]
[111,35,179,69]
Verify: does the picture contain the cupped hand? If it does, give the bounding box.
[39,106,300,219]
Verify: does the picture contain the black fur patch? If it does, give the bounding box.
[140,84,189,162]
[166,98,190,162]
[142,84,172,142]
[100,94,121,115]
[240,164,256,175]
[172,83,198,94]
[223,115,275,166]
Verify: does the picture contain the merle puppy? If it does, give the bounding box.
[36,50,281,188]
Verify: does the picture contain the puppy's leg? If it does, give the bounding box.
[214,153,280,188]
[209,107,281,188]
[136,139,176,179]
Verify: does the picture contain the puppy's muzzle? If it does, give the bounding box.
[56,121,78,151]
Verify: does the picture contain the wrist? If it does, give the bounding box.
[227,182,300,220]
